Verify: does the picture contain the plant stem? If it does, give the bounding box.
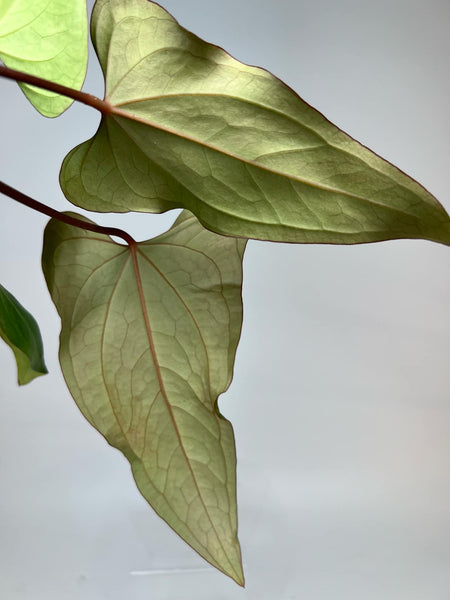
[0,65,110,114]
[0,181,136,246]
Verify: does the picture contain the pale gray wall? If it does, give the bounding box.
[1,1,449,598]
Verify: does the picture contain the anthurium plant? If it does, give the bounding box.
[1,0,448,586]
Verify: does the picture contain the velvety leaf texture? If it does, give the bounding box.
[59,0,450,246]
[0,0,88,117]
[0,283,47,384]
[42,210,246,585]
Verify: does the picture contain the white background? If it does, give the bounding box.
[1,0,449,598]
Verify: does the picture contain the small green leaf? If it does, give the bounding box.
[42,210,246,585]
[0,283,48,385]
[0,0,88,117]
[60,0,450,246]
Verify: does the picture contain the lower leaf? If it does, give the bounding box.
[42,210,246,585]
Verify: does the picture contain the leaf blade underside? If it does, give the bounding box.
[0,0,88,117]
[0,283,48,385]
[42,210,246,585]
[60,0,450,245]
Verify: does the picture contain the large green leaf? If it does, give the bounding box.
[0,0,88,117]
[42,210,246,585]
[60,0,450,246]
[0,283,47,384]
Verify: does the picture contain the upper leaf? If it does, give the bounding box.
[42,210,246,585]
[0,283,47,384]
[0,0,88,117]
[60,0,450,245]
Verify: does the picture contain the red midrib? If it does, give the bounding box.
[130,245,238,578]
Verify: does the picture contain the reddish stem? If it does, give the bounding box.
[0,181,135,246]
[0,64,110,114]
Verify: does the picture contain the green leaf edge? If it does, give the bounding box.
[0,0,89,117]
[0,283,48,385]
